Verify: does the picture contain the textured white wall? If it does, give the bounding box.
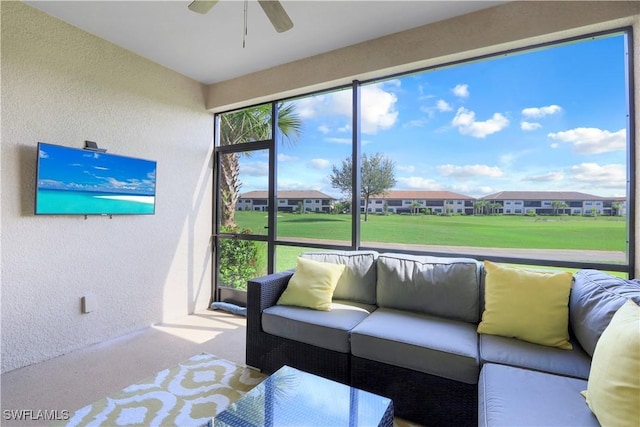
[1,3,213,373]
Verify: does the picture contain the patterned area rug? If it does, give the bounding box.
[63,353,266,427]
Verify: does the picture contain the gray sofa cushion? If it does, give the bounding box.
[262,299,375,353]
[376,253,481,323]
[350,307,479,384]
[479,363,598,427]
[479,334,591,380]
[570,269,640,356]
[301,250,378,304]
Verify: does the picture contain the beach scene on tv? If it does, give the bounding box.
[36,143,156,215]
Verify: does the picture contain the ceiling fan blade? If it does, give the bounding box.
[188,0,219,15]
[257,0,294,33]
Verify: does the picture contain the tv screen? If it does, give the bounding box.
[35,142,157,215]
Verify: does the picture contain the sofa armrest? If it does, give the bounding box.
[246,270,293,369]
[247,270,293,312]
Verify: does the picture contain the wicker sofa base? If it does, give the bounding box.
[351,356,478,427]
[246,267,478,426]
[248,333,351,385]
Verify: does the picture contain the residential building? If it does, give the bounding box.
[365,190,475,214]
[482,191,627,216]
[238,190,335,212]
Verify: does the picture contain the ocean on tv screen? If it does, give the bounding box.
[36,142,156,215]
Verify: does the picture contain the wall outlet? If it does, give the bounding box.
[81,294,96,314]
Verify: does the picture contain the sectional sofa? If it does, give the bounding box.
[245,250,640,426]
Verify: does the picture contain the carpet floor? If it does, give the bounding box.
[61,353,265,427]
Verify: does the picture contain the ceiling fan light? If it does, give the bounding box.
[188,0,219,15]
[258,0,294,33]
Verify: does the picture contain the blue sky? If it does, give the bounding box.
[240,33,628,199]
[37,143,156,195]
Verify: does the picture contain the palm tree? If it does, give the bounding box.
[409,200,421,216]
[490,202,502,215]
[219,103,302,228]
[612,201,622,216]
[444,200,455,216]
[551,200,568,216]
[474,200,489,215]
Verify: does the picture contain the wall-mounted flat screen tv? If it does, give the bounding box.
[35,142,157,215]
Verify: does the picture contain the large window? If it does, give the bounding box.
[275,88,354,247]
[215,29,634,296]
[357,32,631,271]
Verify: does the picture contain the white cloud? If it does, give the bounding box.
[310,158,330,169]
[521,104,562,118]
[547,127,626,154]
[405,118,429,128]
[317,125,330,134]
[242,161,269,176]
[498,153,516,166]
[436,99,453,112]
[522,172,564,182]
[359,83,399,134]
[292,82,399,136]
[291,96,325,119]
[437,164,503,179]
[396,176,441,189]
[326,137,351,144]
[452,84,469,98]
[448,184,495,199]
[278,154,298,162]
[107,177,128,188]
[498,149,533,167]
[521,121,542,131]
[475,186,494,196]
[326,81,399,135]
[451,107,509,138]
[568,163,626,188]
[278,180,323,192]
[417,84,434,101]
[337,124,351,133]
[397,165,416,173]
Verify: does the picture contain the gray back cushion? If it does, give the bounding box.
[376,253,481,323]
[570,269,640,356]
[301,251,378,304]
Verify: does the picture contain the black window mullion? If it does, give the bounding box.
[352,80,361,250]
[624,29,636,277]
[268,102,278,274]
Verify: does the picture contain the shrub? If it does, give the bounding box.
[218,226,260,290]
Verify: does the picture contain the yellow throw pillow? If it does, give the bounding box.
[478,260,573,349]
[585,299,640,426]
[277,257,346,311]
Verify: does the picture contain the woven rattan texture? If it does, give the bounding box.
[246,272,350,384]
[246,272,477,426]
[352,356,477,426]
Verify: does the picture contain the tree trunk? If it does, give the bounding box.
[220,152,240,228]
[364,195,369,222]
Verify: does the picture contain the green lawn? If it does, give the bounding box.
[222,211,628,288]
[234,211,626,251]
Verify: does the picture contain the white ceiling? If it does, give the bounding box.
[25,1,504,85]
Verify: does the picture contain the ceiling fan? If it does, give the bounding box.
[188,0,294,33]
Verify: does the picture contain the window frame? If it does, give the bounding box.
[212,27,635,277]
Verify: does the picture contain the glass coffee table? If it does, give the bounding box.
[214,365,394,427]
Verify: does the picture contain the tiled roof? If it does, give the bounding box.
[239,189,625,202]
[239,190,334,199]
[481,191,608,201]
[373,190,475,200]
